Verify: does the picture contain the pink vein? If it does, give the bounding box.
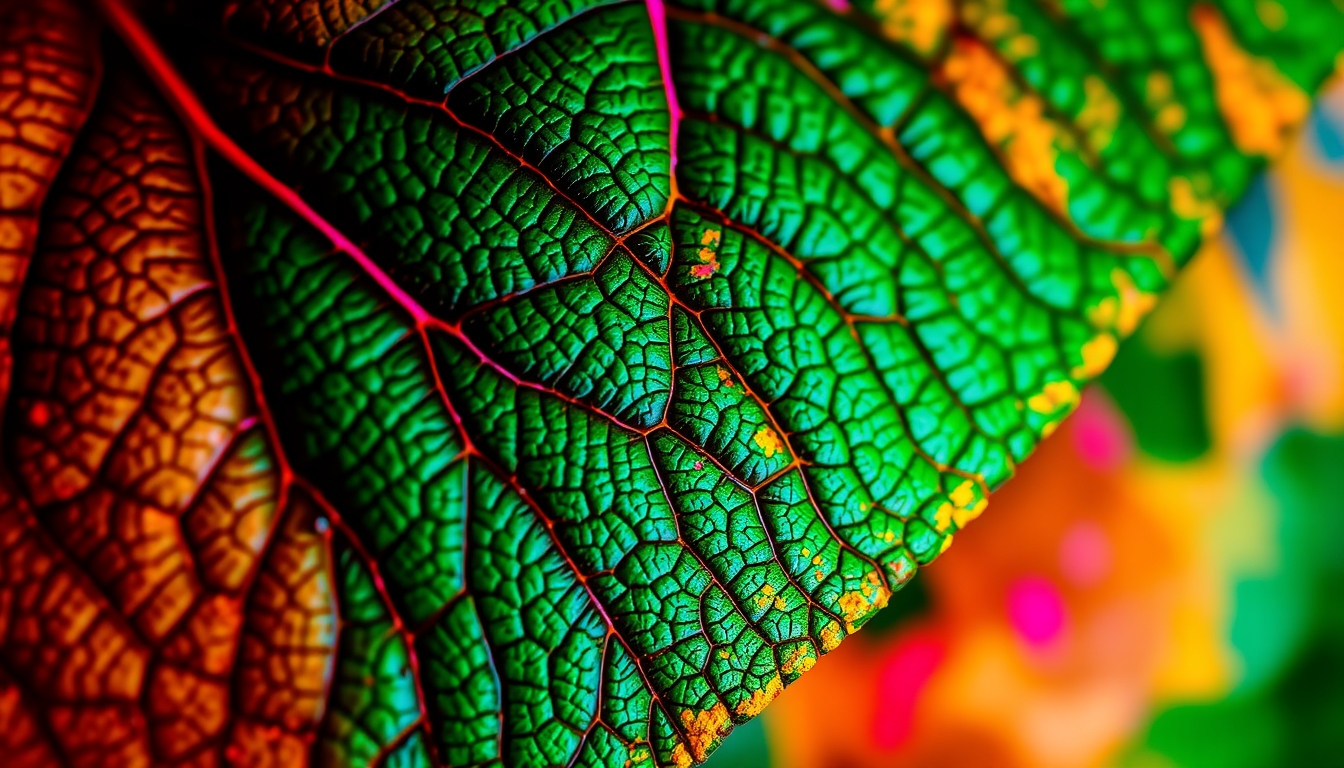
[94,0,435,327]
[646,0,680,173]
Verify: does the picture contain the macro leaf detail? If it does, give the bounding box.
[0,0,1341,766]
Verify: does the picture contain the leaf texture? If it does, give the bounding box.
[0,0,1340,766]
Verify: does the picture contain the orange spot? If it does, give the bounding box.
[1192,4,1309,157]
[679,703,731,762]
[752,427,784,458]
[734,675,784,717]
[716,366,734,387]
[700,228,721,247]
[938,37,1070,215]
[837,571,892,631]
[780,644,818,677]
[872,0,953,57]
[820,620,844,652]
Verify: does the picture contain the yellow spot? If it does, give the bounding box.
[949,479,976,507]
[753,427,784,459]
[780,644,817,677]
[934,501,955,532]
[1169,175,1224,236]
[1146,71,1188,135]
[960,0,1038,62]
[814,569,825,582]
[1073,333,1118,379]
[934,479,989,532]
[1027,380,1080,414]
[811,555,823,566]
[938,37,1070,215]
[871,0,953,58]
[670,743,693,768]
[1192,4,1309,157]
[701,228,721,247]
[734,675,783,717]
[820,620,844,652]
[1089,268,1158,337]
[761,583,775,596]
[801,547,810,558]
[1077,76,1121,151]
[1256,0,1287,30]
[679,704,731,763]
[837,571,892,631]
[718,649,732,660]
[626,745,651,767]
[774,596,787,610]
[881,530,894,543]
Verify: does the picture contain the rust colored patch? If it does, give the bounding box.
[837,571,892,631]
[819,620,844,652]
[1192,4,1309,156]
[938,36,1071,215]
[780,643,818,677]
[679,702,732,763]
[734,675,783,718]
[872,0,954,58]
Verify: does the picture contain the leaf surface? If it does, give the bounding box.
[0,0,1340,766]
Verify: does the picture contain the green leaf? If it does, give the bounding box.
[0,0,1340,765]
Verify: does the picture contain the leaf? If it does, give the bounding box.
[0,0,1339,766]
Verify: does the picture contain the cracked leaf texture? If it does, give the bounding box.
[0,0,1340,766]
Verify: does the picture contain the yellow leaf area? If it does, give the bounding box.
[937,37,1111,220]
[780,643,818,678]
[1070,267,1161,383]
[933,479,990,534]
[752,426,783,458]
[1191,3,1309,157]
[871,0,953,58]
[735,675,785,718]
[837,570,892,632]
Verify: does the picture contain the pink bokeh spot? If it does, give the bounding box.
[1059,520,1112,588]
[1071,389,1134,471]
[872,629,945,750]
[1008,576,1067,650]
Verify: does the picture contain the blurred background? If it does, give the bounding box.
[705,81,1344,768]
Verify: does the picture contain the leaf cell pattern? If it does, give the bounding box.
[0,0,1340,766]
